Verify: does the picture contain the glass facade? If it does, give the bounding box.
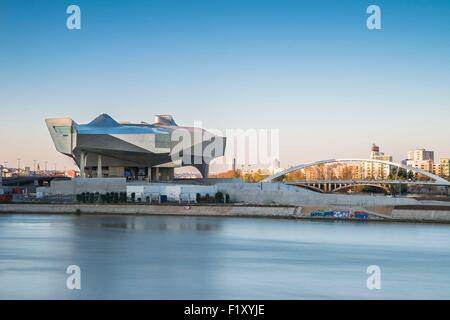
[53,126,71,136]
[155,133,171,148]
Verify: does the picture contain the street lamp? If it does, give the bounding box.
[17,158,21,176]
[2,161,7,177]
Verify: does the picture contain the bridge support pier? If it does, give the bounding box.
[80,151,87,178]
[97,154,102,178]
[155,167,160,182]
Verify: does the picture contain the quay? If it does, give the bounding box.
[2,203,450,224]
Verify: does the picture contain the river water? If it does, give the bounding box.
[1,214,450,299]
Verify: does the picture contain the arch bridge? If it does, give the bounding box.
[263,158,450,193]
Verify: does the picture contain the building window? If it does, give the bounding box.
[53,126,71,136]
[155,134,171,148]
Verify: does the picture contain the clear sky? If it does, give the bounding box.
[0,0,449,171]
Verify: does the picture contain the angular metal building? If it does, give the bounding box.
[46,114,226,180]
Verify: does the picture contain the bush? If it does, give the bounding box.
[214,192,224,203]
[105,192,111,203]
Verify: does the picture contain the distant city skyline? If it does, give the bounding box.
[1,0,449,171]
[1,139,448,173]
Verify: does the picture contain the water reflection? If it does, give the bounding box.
[1,214,450,299]
[96,218,221,232]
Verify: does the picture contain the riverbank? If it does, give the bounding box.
[1,203,450,224]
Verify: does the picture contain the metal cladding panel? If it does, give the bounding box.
[75,124,169,135]
[76,134,153,154]
[45,118,74,155]
[110,134,170,154]
[78,151,172,167]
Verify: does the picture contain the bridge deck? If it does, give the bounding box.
[286,180,450,186]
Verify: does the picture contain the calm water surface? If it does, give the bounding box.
[1,214,450,299]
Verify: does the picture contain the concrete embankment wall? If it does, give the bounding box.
[40,180,422,208]
[39,180,440,211]
[38,178,127,195]
[2,203,450,223]
[391,209,450,222]
[26,180,450,222]
[216,183,421,207]
[0,204,299,218]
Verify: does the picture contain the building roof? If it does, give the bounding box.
[75,114,172,135]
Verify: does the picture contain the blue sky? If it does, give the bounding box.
[0,0,449,170]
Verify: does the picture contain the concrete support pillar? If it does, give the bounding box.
[97,154,102,178]
[80,151,86,178]
[155,167,160,182]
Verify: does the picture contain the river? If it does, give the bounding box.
[1,214,450,299]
